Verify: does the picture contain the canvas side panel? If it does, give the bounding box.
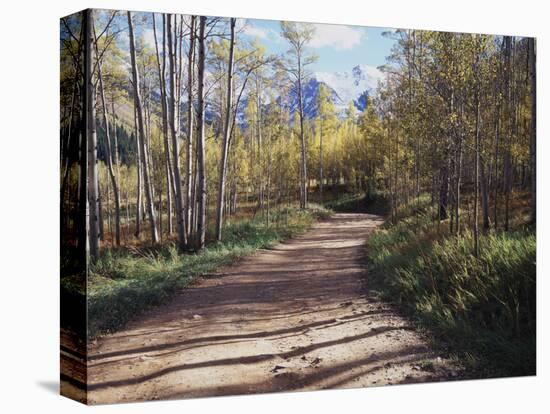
[60,9,88,404]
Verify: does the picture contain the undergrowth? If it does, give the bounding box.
[367,194,536,377]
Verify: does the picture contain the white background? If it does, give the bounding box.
[0,0,547,412]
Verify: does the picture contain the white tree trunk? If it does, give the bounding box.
[96,45,121,246]
[153,13,174,236]
[529,37,536,224]
[128,11,159,244]
[215,18,236,241]
[186,16,196,241]
[196,16,207,250]
[167,14,187,251]
[85,9,100,260]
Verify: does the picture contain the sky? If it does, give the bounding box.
[98,10,398,76]
[239,18,397,73]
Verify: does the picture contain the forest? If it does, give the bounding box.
[60,9,535,394]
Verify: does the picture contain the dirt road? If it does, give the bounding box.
[80,213,457,404]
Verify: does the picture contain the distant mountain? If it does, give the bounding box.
[285,77,340,119]
[117,64,384,133]
[284,64,384,119]
[316,64,383,112]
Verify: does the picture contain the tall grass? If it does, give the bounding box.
[368,195,536,377]
[62,205,331,337]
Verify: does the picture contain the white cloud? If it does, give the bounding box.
[267,29,283,43]
[235,19,268,39]
[142,28,156,49]
[238,19,282,43]
[116,30,129,51]
[243,25,269,39]
[310,24,364,50]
